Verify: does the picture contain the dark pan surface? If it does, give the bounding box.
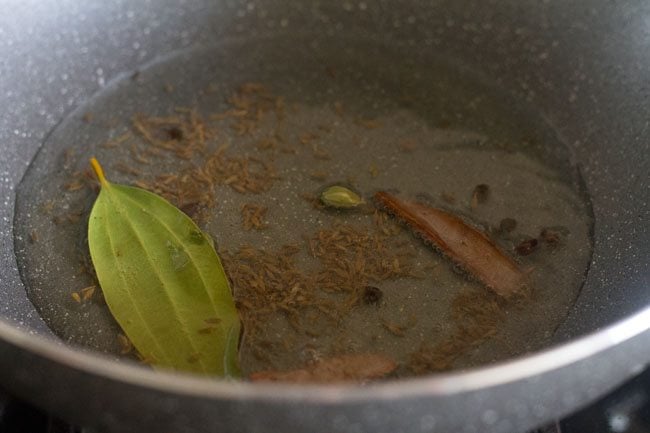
[0,1,648,432]
[2,0,648,339]
[12,38,593,374]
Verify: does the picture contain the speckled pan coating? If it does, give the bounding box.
[0,1,648,433]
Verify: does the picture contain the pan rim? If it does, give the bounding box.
[0,305,648,402]
[1,23,648,408]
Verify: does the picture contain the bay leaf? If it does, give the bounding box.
[87,158,240,376]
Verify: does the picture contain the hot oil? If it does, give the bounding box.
[13,37,593,377]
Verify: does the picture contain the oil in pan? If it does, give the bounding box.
[13,37,593,378]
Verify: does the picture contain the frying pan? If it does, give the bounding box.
[0,1,649,432]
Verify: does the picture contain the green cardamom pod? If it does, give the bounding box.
[320,185,365,208]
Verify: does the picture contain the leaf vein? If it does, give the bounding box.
[108,190,211,373]
[119,191,227,320]
[99,203,175,367]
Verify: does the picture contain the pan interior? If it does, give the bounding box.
[13,36,593,377]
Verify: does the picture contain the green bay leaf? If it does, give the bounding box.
[87,158,240,377]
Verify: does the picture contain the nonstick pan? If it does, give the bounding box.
[0,1,649,432]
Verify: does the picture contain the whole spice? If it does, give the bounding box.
[540,227,562,246]
[440,192,456,204]
[375,191,526,298]
[80,285,96,301]
[380,316,417,337]
[240,203,268,231]
[166,126,184,140]
[470,183,490,209]
[117,334,133,355]
[249,354,397,383]
[320,185,365,209]
[499,217,517,233]
[87,158,240,376]
[362,285,383,305]
[515,238,539,256]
